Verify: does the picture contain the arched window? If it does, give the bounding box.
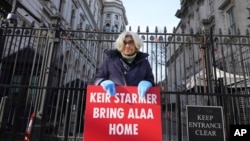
[115,15,119,20]
[105,23,110,32]
[113,25,118,32]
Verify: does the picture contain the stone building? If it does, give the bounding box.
[167,0,250,91]
[0,0,128,85]
[0,1,128,140]
[164,1,250,140]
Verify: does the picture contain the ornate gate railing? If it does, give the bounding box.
[0,26,250,141]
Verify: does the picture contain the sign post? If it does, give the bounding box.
[186,105,225,141]
[83,85,162,141]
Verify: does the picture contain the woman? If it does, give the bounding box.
[94,31,155,97]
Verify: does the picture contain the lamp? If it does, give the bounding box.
[6,12,17,25]
[6,0,18,26]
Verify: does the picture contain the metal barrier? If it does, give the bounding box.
[0,26,249,141]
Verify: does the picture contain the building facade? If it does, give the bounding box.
[0,0,128,86]
[164,1,250,140]
[167,0,250,92]
[0,1,128,140]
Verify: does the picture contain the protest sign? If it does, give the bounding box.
[83,85,162,141]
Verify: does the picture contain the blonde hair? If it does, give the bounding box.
[115,31,143,52]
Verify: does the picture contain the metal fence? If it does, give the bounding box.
[0,26,250,141]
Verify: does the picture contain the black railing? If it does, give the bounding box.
[0,26,250,141]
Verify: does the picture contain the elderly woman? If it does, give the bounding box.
[94,31,155,97]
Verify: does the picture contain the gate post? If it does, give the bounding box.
[201,19,217,105]
[31,17,61,141]
[202,19,213,93]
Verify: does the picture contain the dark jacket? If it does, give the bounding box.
[94,50,155,86]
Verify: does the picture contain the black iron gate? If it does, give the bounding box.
[0,26,250,141]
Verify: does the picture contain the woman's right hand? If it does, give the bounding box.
[100,80,116,96]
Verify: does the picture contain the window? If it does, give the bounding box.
[10,75,22,94]
[115,15,119,20]
[10,75,38,95]
[29,76,38,96]
[104,23,110,32]
[60,0,65,16]
[113,25,118,32]
[70,9,75,27]
[227,7,236,34]
[80,13,85,21]
[208,0,214,13]
[106,14,110,19]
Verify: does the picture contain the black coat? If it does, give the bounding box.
[94,50,155,86]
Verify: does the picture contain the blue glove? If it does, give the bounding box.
[100,80,116,96]
[138,80,152,98]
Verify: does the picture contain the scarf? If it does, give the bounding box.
[121,53,137,64]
